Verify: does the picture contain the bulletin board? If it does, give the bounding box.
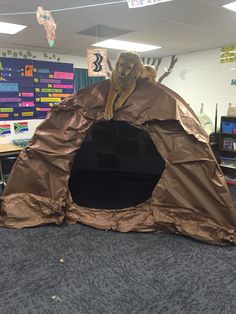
[0,57,34,120]
[33,60,74,119]
[0,57,74,121]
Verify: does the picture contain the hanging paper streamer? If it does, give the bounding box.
[87,48,107,77]
[14,122,29,133]
[127,0,173,8]
[36,6,57,47]
[0,124,11,135]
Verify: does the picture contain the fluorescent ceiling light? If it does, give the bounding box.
[222,1,236,12]
[92,39,161,52]
[0,21,27,35]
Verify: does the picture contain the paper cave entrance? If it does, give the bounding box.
[68,120,165,209]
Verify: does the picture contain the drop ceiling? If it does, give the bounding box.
[0,0,235,59]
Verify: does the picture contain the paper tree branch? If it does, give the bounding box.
[36,6,56,47]
[158,55,178,83]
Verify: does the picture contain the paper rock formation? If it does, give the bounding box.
[0,79,236,245]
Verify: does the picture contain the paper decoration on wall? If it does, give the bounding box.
[36,6,57,47]
[220,45,236,63]
[0,124,11,135]
[14,122,29,133]
[127,0,174,9]
[0,83,19,92]
[87,49,107,77]
[1,49,60,61]
[25,65,33,77]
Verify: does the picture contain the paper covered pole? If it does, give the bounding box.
[36,6,56,47]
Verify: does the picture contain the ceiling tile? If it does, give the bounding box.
[177,6,236,34]
[0,0,235,57]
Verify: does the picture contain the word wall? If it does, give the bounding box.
[0,57,74,121]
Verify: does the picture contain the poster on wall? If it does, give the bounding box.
[0,58,74,121]
[220,44,236,63]
[14,121,29,133]
[87,48,107,77]
[0,124,11,136]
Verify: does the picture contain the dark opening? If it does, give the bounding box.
[0,155,18,194]
[69,120,165,209]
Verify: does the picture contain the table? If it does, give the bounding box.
[0,143,22,156]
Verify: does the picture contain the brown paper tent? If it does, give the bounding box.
[1,79,236,245]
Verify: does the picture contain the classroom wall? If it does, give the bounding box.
[1,46,235,144]
[160,48,235,130]
[0,48,88,68]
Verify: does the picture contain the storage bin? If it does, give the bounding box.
[220,156,236,168]
[223,137,233,150]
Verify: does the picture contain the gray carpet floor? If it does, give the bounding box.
[0,188,236,314]
[1,225,236,314]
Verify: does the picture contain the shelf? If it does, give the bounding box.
[221,116,236,120]
[220,149,236,153]
[220,164,236,169]
[220,117,236,168]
